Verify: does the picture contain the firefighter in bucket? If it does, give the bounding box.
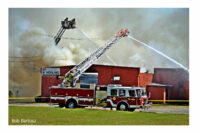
[66,71,74,87]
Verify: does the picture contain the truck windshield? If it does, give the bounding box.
[136,89,147,97]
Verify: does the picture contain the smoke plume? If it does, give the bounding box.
[9,18,91,97]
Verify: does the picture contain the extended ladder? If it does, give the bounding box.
[61,29,129,87]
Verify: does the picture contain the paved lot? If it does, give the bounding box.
[9,103,189,114]
[136,106,189,114]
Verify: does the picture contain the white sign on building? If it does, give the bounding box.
[42,68,60,76]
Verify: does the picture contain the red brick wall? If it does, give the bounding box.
[93,65,140,86]
[41,76,61,97]
[138,73,153,88]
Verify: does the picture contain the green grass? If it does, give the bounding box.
[9,106,189,125]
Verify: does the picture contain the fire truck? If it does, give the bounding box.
[50,28,151,111]
[50,84,151,111]
[106,85,150,111]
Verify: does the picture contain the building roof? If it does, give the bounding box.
[147,82,173,87]
[154,67,189,73]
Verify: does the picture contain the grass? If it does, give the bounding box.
[9,106,189,125]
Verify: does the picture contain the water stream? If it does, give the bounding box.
[128,35,189,73]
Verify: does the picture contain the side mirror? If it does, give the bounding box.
[148,92,151,99]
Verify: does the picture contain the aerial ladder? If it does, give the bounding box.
[54,17,76,45]
[60,29,130,87]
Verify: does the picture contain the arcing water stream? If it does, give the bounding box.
[128,35,189,73]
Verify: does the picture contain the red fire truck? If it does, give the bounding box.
[49,29,151,111]
[50,84,151,111]
[106,85,151,111]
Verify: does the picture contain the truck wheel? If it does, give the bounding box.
[117,103,128,111]
[66,100,77,109]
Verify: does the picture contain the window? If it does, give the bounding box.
[111,89,117,96]
[129,90,136,97]
[112,76,120,81]
[119,89,126,96]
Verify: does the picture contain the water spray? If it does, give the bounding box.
[128,35,189,73]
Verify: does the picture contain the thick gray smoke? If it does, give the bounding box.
[9,8,189,97]
[9,16,92,97]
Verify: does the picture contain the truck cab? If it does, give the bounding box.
[106,85,151,111]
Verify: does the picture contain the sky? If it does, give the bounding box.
[9,8,189,96]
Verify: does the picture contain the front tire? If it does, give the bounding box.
[117,103,128,111]
[65,100,77,109]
